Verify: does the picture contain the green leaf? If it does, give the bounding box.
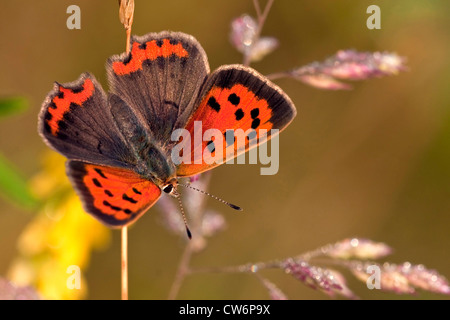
[0,152,38,209]
[0,97,28,118]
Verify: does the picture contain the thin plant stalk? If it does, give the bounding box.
[167,242,194,300]
[243,0,275,67]
[121,226,128,300]
[118,0,134,301]
[120,28,131,301]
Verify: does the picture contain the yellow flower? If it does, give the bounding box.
[7,152,111,299]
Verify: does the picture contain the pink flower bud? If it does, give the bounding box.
[351,261,450,295]
[291,50,406,89]
[201,210,226,237]
[400,262,450,295]
[248,37,279,62]
[230,15,278,62]
[0,277,40,300]
[296,74,351,90]
[230,15,257,54]
[326,238,393,260]
[283,259,348,297]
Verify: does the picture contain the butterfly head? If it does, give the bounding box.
[160,178,192,238]
[161,178,178,197]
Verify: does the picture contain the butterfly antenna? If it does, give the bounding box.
[174,190,192,239]
[178,183,243,211]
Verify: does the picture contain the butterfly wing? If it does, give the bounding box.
[39,73,163,227]
[107,31,209,145]
[175,65,297,177]
[38,72,134,168]
[67,161,162,227]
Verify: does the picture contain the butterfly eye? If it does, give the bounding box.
[162,184,173,194]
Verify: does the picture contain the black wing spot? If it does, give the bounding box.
[104,190,113,197]
[44,122,51,133]
[224,130,235,147]
[94,168,107,179]
[92,178,102,188]
[71,86,84,94]
[123,209,132,214]
[69,102,78,111]
[58,120,67,131]
[228,93,240,106]
[156,39,164,47]
[122,53,132,65]
[235,109,244,121]
[207,97,221,112]
[122,194,138,204]
[103,200,121,211]
[207,140,216,153]
[251,118,261,129]
[250,108,260,119]
[57,90,64,99]
[139,42,147,50]
[132,188,142,195]
[44,111,53,121]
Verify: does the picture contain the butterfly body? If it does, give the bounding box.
[108,92,177,184]
[39,31,296,228]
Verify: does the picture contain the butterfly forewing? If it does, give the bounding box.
[38,73,134,169]
[107,31,210,144]
[175,65,296,177]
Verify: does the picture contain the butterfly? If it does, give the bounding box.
[38,31,296,234]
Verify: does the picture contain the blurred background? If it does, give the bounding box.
[0,0,449,299]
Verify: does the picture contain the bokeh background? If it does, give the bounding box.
[0,0,449,299]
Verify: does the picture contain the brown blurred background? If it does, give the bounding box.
[0,0,449,299]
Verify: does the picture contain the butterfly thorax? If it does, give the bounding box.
[108,93,177,187]
[132,141,176,188]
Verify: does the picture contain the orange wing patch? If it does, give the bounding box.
[191,84,274,132]
[176,84,274,177]
[175,66,296,177]
[112,39,189,76]
[68,161,161,227]
[46,78,94,136]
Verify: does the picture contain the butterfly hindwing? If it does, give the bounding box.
[67,161,162,227]
[176,65,297,177]
[107,31,210,144]
[39,73,133,168]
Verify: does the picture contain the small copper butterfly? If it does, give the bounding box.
[38,31,296,232]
